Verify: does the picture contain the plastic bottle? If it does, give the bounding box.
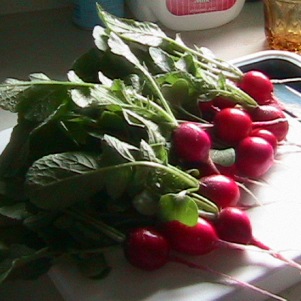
[126,0,246,31]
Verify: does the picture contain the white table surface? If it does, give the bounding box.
[0,1,301,300]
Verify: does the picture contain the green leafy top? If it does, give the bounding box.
[0,5,254,283]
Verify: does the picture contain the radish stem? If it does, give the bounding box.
[169,255,287,301]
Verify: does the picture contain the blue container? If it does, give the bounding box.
[73,0,124,29]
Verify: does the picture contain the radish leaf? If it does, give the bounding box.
[108,32,140,66]
[0,245,52,284]
[0,203,29,220]
[149,47,175,73]
[210,148,236,167]
[96,4,167,47]
[26,152,104,210]
[102,134,138,162]
[159,193,198,226]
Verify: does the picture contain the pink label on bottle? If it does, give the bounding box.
[166,0,237,16]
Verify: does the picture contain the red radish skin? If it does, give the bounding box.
[214,207,252,245]
[216,163,268,186]
[162,219,249,256]
[213,108,252,145]
[124,227,170,270]
[235,136,274,179]
[250,128,278,152]
[124,227,286,301]
[214,207,301,271]
[173,122,212,163]
[250,105,289,142]
[163,218,301,272]
[198,97,236,121]
[238,70,274,105]
[216,163,239,179]
[198,100,218,121]
[197,161,220,177]
[199,174,240,208]
[213,96,236,109]
[162,219,218,255]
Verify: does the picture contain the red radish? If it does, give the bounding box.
[162,219,218,255]
[214,207,252,245]
[163,217,301,273]
[214,207,301,271]
[199,174,240,208]
[198,97,236,121]
[216,163,267,186]
[197,161,220,177]
[124,227,170,270]
[213,108,252,145]
[198,99,213,112]
[250,105,289,142]
[216,163,239,179]
[124,226,286,300]
[250,128,278,152]
[235,136,274,179]
[238,70,274,105]
[213,96,236,109]
[198,99,218,121]
[162,218,253,256]
[173,122,212,163]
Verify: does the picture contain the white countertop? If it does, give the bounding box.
[0,1,301,300]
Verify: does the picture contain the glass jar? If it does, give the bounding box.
[263,0,301,53]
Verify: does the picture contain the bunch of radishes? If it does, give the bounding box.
[122,70,297,300]
[178,70,288,181]
[172,70,289,209]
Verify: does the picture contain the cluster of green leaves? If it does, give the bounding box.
[0,6,256,283]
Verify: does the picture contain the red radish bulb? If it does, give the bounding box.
[214,207,301,271]
[213,108,252,145]
[197,161,220,177]
[173,122,211,163]
[162,219,218,256]
[250,105,289,142]
[163,216,301,274]
[238,70,274,105]
[198,100,217,121]
[235,136,274,179]
[214,207,253,245]
[213,96,236,109]
[199,174,240,208]
[124,227,170,270]
[216,163,239,179]
[124,226,286,300]
[250,128,278,152]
